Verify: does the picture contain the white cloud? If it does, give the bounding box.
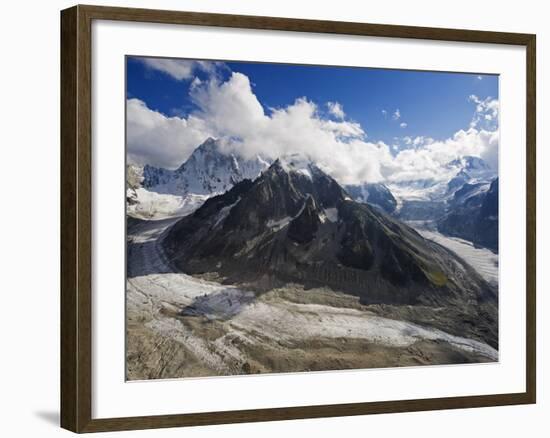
[468,94,499,130]
[381,109,388,118]
[139,58,222,81]
[327,101,345,119]
[126,98,212,168]
[392,109,401,120]
[477,75,483,80]
[401,136,433,148]
[387,128,499,182]
[127,69,499,184]
[400,122,408,128]
[413,136,434,147]
[189,72,267,138]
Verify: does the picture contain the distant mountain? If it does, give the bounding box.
[126,138,270,219]
[345,182,398,214]
[163,156,498,347]
[142,137,270,196]
[444,156,495,195]
[447,156,492,172]
[390,156,497,227]
[126,163,143,207]
[447,169,471,193]
[438,178,498,252]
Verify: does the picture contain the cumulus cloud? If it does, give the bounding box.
[387,128,499,182]
[381,109,388,118]
[127,68,499,184]
[139,57,222,81]
[392,109,401,120]
[327,101,345,119]
[126,98,212,168]
[400,122,408,129]
[189,72,267,139]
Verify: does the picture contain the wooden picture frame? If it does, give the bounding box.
[60,4,536,433]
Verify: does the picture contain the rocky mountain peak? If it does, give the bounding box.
[142,138,270,197]
[163,157,497,349]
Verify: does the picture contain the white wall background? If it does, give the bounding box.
[0,0,546,436]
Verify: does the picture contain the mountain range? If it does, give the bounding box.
[378,155,499,252]
[127,138,498,253]
[162,155,498,347]
[438,178,499,252]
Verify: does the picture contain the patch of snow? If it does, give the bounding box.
[256,155,271,169]
[127,188,209,220]
[267,197,313,229]
[278,154,314,180]
[295,167,313,180]
[213,197,240,228]
[453,183,490,204]
[324,208,338,223]
[293,197,309,218]
[267,216,292,231]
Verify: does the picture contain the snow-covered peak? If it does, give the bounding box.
[175,137,219,173]
[143,138,270,196]
[129,138,271,219]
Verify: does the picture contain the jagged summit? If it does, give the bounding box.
[174,137,219,173]
[142,137,270,196]
[272,153,318,177]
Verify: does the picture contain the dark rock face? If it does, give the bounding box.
[453,182,486,204]
[287,195,322,244]
[345,183,398,214]
[473,178,499,251]
[447,169,471,193]
[397,200,447,221]
[438,178,498,252]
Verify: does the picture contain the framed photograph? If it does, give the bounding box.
[60,4,536,433]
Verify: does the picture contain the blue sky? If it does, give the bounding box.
[127,57,497,146]
[126,56,499,183]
